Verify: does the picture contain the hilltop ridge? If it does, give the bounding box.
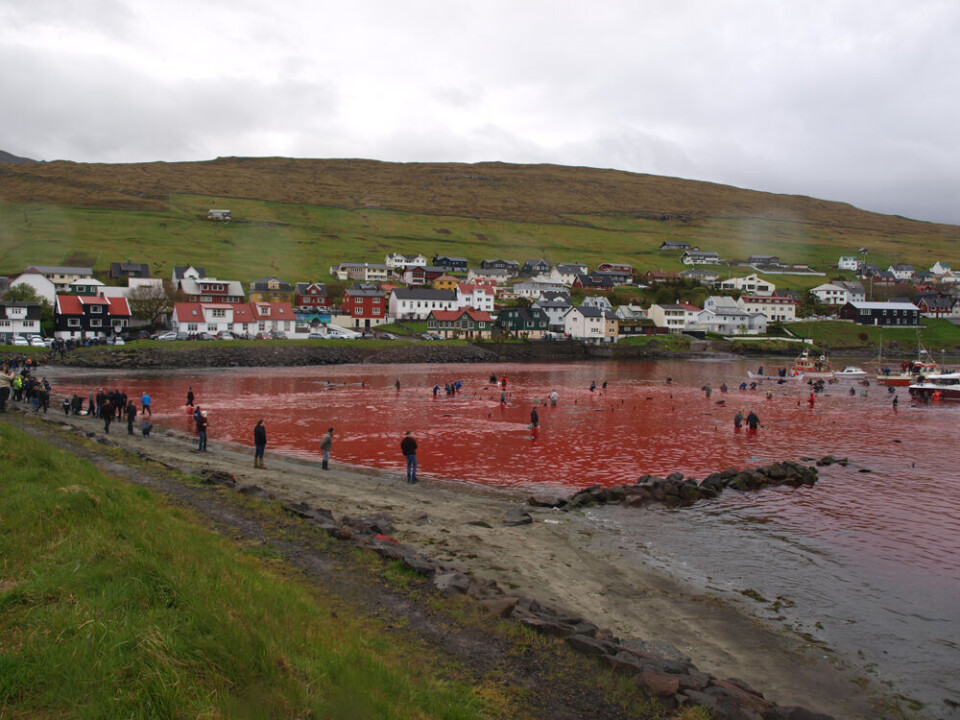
[1,156,957,239]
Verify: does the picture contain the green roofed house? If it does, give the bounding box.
[496,307,550,339]
[427,308,494,339]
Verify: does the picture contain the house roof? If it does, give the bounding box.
[294,282,327,295]
[0,301,42,319]
[430,308,493,322]
[250,277,292,292]
[56,294,130,316]
[392,288,457,301]
[174,265,206,279]
[344,286,386,298]
[845,301,919,311]
[26,265,94,276]
[457,283,494,296]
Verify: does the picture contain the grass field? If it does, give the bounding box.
[1,158,957,288]
[0,422,495,719]
[786,318,960,354]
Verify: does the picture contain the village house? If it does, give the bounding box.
[810,281,866,306]
[615,304,646,321]
[694,297,767,335]
[248,277,293,302]
[0,301,42,341]
[172,301,297,337]
[888,264,916,281]
[495,307,550,339]
[466,268,511,285]
[562,305,618,342]
[173,265,205,282]
[178,277,245,303]
[385,252,427,270]
[389,288,458,320]
[427,308,494,339]
[719,273,775,295]
[531,294,574,332]
[330,262,389,283]
[647,303,701,333]
[206,209,231,221]
[432,255,468,272]
[839,301,920,326]
[520,259,552,276]
[54,294,131,340]
[456,284,495,313]
[659,240,692,252]
[511,280,569,299]
[930,261,952,276]
[68,278,107,296]
[838,256,861,271]
[24,265,94,292]
[681,250,720,266]
[546,263,590,286]
[293,282,331,311]
[580,295,614,313]
[402,265,447,286]
[480,259,520,275]
[432,274,460,291]
[109,262,151,279]
[340,285,388,329]
[914,292,959,319]
[747,255,780,267]
[737,294,797,323]
[642,270,680,284]
[572,273,615,291]
[7,272,57,304]
[679,268,721,285]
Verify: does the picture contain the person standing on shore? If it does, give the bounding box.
[141,391,152,416]
[253,419,267,468]
[0,362,14,413]
[400,430,418,483]
[319,427,333,470]
[186,387,194,407]
[126,400,138,435]
[101,398,113,433]
[197,411,208,452]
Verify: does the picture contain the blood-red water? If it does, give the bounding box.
[47,360,960,710]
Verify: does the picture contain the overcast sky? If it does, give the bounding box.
[3,0,959,224]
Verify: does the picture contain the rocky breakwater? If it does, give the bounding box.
[552,460,821,512]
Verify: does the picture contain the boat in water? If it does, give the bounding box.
[877,358,938,387]
[908,372,960,401]
[833,366,868,381]
[789,350,833,381]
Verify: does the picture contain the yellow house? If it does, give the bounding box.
[248,277,293,302]
[433,274,460,290]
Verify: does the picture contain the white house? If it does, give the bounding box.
[330,262,390,283]
[930,262,952,276]
[388,288,458,320]
[718,273,775,295]
[546,263,589,286]
[23,265,94,291]
[0,301,42,339]
[838,256,860,271]
[691,305,767,335]
[531,295,573,330]
[511,281,569,299]
[811,282,866,306]
[888,264,915,281]
[681,251,720,266]
[647,303,701,332]
[7,272,57,304]
[563,306,617,341]
[385,253,427,270]
[466,268,511,286]
[581,295,613,312]
[456,284,495,313]
[172,301,299,337]
[737,295,797,322]
[615,304,646,321]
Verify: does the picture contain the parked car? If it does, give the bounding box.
[13,335,28,346]
[155,331,178,341]
[307,332,327,340]
[379,332,397,340]
[359,331,375,339]
[216,332,235,340]
[30,336,46,347]
[199,332,217,341]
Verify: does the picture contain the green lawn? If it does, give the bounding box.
[786,318,960,353]
[0,422,493,719]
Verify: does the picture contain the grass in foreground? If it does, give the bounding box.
[0,423,489,719]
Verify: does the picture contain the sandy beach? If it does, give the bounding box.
[13,406,901,719]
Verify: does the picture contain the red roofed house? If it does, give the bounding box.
[426,308,494,339]
[172,301,297,337]
[455,283,495,312]
[340,285,388,329]
[54,294,132,340]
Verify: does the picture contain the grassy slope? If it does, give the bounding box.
[1,158,957,287]
[0,422,491,719]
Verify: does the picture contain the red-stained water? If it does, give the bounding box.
[47,360,960,713]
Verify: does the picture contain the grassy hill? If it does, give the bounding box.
[1,157,957,285]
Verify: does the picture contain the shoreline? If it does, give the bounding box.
[4,403,908,719]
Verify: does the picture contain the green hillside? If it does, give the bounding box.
[1,157,957,284]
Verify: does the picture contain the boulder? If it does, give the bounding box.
[201,469,237,487]
[635,670,680,696]
[479,596,520,618]
[527,494,565,508]
[503,506,533,526]
[433,571,472,596]
[342,513,395,535]
[565,633,611,656]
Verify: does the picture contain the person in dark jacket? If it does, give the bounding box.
[126,400,138,435]
[101,399,113,433]
[530,407,539,428]
[253,419,267,468]
[400,430,418,483]
[196,411,208,451]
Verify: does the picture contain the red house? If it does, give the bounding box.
[294,282,330,311]
[341,285,387,329]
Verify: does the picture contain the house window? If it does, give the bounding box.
[187,324,198,332]
[372,308,381,315]
[90,319,102,327]
[211,309,225,318]
[67,318,80,327]
[258,322,266,331]
[354,307,362,316]
[91,306,102,313]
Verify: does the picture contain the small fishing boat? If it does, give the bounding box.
[876,359,938,387]
[833,366,867,381]
[908,372,960,401]
[789,350,833,381]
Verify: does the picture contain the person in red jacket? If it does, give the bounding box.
[400,430,418,484]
